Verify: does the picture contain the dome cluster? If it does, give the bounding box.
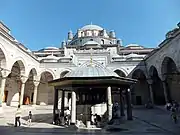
[64,24,121,46]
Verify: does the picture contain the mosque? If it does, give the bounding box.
[0,21,180,124]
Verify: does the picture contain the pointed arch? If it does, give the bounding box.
[161,56,178,76]
[39,69,56,80]
[60,69,71,78]
[0,44,8,69]
[131,69,149,105]
[149,65,165,105]
[114,69,126,77]
[10,60,26,76]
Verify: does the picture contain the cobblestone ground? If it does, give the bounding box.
[0,105,179,135]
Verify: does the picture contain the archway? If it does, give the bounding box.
[149,66,165,105]
[23,68,37,105]
[60,70,70,78]
[161,57,180,102]
[37,71,54,105]
[114,69,126,77]
[5,60,25,106]
[132,69,149,105]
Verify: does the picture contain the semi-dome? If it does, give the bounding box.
[80,24,103,31]
[65,62,118,77]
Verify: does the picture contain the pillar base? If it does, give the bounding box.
[70,123,75,125]
[0,107,3,114]
[127,117,133,121]
[32,104,37,108]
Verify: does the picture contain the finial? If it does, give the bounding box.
[90,21,93,25]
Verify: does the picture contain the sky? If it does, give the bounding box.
[0,0,180,51]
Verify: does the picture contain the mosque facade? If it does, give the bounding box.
[3,21,176,110]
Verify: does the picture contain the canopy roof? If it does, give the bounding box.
[48,76,137,90]
[49,61,137,90]
[65,61,119,77]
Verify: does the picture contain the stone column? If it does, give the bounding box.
[126,88,133,120]
[107,86,112,121]
[64,91,68,107]
[147,79,154,105]
[53,88,59,124]
[60,90,65,125]
[20,77,27,105]
[0,77,6,107]
[162,80,169,103]
[70,91,76,125]
[20,83,25,105]
[33,81,40,105]
[119,88,125,116]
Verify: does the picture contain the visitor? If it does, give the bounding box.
[96,114,101,127]
[145,100,153,109]
[14,105,21,127]
[173,101,179,112]
[64,108,70,125]
[27,111,32,126]
[113,102,119,118]
[94,114,97,125]
[166,102,172,111]
[91,114,95,125]
[171,107,178,124]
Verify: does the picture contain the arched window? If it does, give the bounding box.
[101,39,104,44]
[81,32,83,37]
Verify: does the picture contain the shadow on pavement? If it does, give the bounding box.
[21,113,53,124]
[0,125,110,135]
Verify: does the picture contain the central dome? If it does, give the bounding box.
[80,24,103,31]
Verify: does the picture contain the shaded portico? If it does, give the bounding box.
[49,63,136,126]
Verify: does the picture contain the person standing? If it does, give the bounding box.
[15,105,21,127]
[171,107,178,124]
[28,111,32,126]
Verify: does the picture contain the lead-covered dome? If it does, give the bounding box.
[80,24,103,31]
[65,61,118,77]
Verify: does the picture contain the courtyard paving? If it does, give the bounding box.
[0,105,179,135]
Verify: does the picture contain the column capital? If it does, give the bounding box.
[146,78,153,85]
[20,76,28,84]
[1,70,11,78]
[129,84,135,90]
[161,79,166,83]
[33,80,40,87]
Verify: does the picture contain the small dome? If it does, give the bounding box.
[126,44,140,47]
[45,47,59,50]
[126,53,140,58]
[80,24,103,31]
[83,41,100,45]
[65,62,118,77]
[45,54,59,59]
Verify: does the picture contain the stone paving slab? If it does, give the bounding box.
[0,105,175,135]
[133,107,180,135]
